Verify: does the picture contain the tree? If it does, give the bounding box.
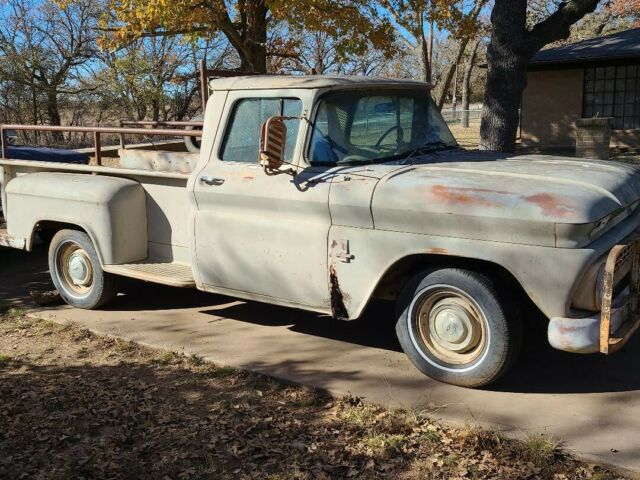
[374,0,487,84]
[479,0,603,152]
[528,0,635,41]
[101,0,395,74]
[95,36,229,122]
[610,0,640,26]
[461,38,482,127]
[375,0,437,82]
[435,0,488,109]
[0,0,97,130]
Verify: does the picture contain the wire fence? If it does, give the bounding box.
[441,108,483,125]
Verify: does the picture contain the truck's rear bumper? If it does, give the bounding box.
[549,238,640,354]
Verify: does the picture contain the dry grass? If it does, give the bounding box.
[0,312,628,480]
[449,122,482,149]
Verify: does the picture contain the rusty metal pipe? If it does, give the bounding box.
[200,59,209,110]
[1,125,203,137]
[120,120,204,128]
[94,131,102,166]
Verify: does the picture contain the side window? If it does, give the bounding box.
[221,98,302,162]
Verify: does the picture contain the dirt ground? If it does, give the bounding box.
[0,309,627,480]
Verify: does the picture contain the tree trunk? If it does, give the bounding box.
[237,0,268,73]
[45,89,64,142]
[419,35,432,83]
[239,42,267,73]
[451,64,459,111]
[479,0,602,151]
[461,39,481,128]
[46,90,61,126]
[437,39,468,110]
[479,47,528,152]
[151,98,160,122]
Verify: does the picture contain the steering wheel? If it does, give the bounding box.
[375,126,402,148]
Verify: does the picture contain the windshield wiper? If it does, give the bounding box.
[399,141,459,163]
[336,142,459,166]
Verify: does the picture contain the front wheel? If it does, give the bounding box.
[48,229,119,310]
[396,268,521,388]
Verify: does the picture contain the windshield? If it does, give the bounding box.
[308,91,457,166]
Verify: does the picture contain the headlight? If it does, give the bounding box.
[590,200,639,240]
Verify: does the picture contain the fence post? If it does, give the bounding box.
[118,120,126,149]
[94,131,102,166]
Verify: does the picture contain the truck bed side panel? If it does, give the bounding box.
[5,172,147,264]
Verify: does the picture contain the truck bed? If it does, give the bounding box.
[0,157,191,180]
[1,156,194,262]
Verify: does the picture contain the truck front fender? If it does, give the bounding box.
[5,172,147,265]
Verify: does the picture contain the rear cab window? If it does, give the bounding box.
[220,98,302,163]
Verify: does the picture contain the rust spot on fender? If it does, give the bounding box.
[329,265,349,319]
[427,247,448,255]
[243,175,255,180]
[525,193,575,218]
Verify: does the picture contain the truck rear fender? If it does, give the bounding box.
[5,172,147,265]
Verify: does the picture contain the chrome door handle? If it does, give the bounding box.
[200,175,225,186]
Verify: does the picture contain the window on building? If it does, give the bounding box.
[220,98,302,162]
[583,64,640,130]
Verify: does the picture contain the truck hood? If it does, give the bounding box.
[371,153,640,246]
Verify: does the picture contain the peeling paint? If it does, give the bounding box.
[329,265,349,319]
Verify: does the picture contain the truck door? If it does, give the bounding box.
[193,91,332,312]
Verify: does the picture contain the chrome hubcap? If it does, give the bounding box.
[57,242,93,296]
[429,299,480,353]
[416,287,486,365]
[68,252,91,286]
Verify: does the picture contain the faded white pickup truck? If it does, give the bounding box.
[2,76,640,387]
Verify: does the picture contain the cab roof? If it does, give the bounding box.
[209,75,431,91]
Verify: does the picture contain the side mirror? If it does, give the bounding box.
[260,116,288,172]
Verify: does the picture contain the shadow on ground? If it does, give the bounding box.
[3,245,640,397]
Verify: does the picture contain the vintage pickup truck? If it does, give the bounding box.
[2,75,640,388]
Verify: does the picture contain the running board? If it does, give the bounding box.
[104,261,196,288]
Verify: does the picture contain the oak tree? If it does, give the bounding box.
[101,0,394,74]
[0,0,97,129]
[480,0,604,152]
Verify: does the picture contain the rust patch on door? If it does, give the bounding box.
[525,193,575,218]
[329,265,349,319]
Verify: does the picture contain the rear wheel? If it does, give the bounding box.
[396,268,521,388]
[48,229,118,309]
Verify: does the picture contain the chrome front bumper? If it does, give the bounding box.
[549,239,640,354]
